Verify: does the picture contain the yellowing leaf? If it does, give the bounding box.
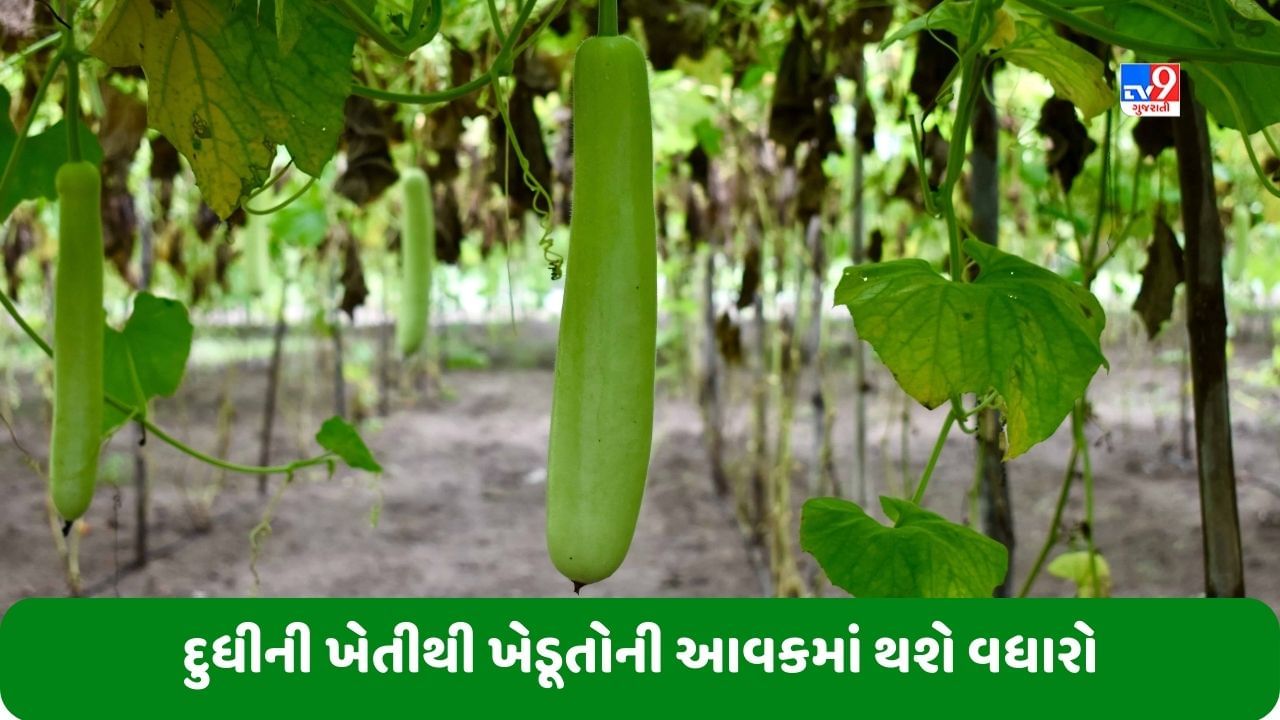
[1048,550,1112,598]
[878,2,1110,119]
[1002,28,1112,119]
[989,8,1017,49]
[674,47,730,86]
[89,0,364,216]
[835,239,1107,457]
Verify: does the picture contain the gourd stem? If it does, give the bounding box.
[64,56,81,162]
[598,0,618,36]
[61,1,81,162]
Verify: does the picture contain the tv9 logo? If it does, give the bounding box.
[1119,63,1181,117]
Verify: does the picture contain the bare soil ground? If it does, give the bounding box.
[1,322,1277,612]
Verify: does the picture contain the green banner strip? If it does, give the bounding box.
[0,599,1276,718]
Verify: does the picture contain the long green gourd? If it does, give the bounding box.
[546,5,657,589]
[50,161,105,521]
[396,167,435,357]
[243,217,271,297]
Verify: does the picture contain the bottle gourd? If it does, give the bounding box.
[50,161,105,521]
[396,167,435,358]
[545,19,657,588]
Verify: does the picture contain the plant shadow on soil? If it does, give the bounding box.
[0,318,1277,610]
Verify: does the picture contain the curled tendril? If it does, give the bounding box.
[490,74,564,281]
[249,471,294,596]
[245,159,295,202]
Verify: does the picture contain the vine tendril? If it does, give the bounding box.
[489,74,563,280]
[243,175,318,216]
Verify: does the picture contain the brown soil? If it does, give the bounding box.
[0,324,1277,611]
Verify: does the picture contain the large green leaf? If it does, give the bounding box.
[0,88,103,222]
[88,0,365,216]
[1105,0,1280,132]
[103,293,194,435]
[801,496,1009,598]
[835,238,1106,457]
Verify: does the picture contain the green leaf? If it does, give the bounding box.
[835,238,1106,457]
[1106,0,1280,132]
[1001,26,1112,119]
[1048,550,1112,598]
[0,88,104,222]
[801,496,1009,598]
[737,64,768,91]
[88,0,365,216]
[103,293,194,435]
[693,118,723,157]
[316,416,383,473]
